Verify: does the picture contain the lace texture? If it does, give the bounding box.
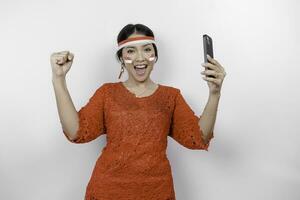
[61,82,214,200]
[169,89,214,151]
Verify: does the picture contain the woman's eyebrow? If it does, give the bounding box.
[126,44,151,49]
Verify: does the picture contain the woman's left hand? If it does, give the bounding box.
[201,55,226,96]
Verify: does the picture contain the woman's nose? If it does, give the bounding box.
[136,50,145,61]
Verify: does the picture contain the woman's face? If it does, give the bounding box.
[121,33,156,82]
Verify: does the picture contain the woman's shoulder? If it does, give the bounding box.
[159,84,180,93]
[95,82,117,90]
[157,84,181,98]
[95,82,120,94]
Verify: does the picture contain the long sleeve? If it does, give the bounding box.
[168,89,214,151]
[63,83,108,144]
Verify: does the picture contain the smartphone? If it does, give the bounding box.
[203,34,214,78]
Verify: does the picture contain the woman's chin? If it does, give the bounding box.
[134,75,148,81]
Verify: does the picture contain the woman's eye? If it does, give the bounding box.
[127,49,134,53]
[145,48,151,52]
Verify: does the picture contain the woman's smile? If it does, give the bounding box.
[133,64,148,76]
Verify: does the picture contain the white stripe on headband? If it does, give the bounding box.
[117,37,156,51]
[117,40,156,51]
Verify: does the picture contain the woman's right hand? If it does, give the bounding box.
[51,51,74,78]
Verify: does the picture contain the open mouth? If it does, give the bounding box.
[134,64,148,75]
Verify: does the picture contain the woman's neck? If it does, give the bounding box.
[123,78,156,89]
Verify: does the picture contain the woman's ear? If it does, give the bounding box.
[119,57,124,63]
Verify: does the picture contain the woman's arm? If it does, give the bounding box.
[199,54,226,143]
[199,93,220,143]
[52,77,79,141]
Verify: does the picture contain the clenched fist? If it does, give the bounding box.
[51,51,74,78]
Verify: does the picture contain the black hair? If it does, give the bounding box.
[116,24,158,63]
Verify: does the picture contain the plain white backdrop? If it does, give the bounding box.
[0,0,299,199]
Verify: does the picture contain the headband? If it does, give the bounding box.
[117,36,156,51]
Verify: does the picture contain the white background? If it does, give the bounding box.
[0,0,299,199]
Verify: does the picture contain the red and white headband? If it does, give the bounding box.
[117,36,156,51]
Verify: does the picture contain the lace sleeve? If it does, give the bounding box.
[168,89,214,151]
[63,83,108,143]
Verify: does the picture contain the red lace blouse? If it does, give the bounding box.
[62,81,214,200]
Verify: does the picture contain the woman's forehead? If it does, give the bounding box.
[125,43,153,49]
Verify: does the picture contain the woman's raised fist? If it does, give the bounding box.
[50,51,74,78]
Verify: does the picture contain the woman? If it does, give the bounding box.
[51,24,226,200]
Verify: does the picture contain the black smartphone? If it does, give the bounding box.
[203,34,214,78]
